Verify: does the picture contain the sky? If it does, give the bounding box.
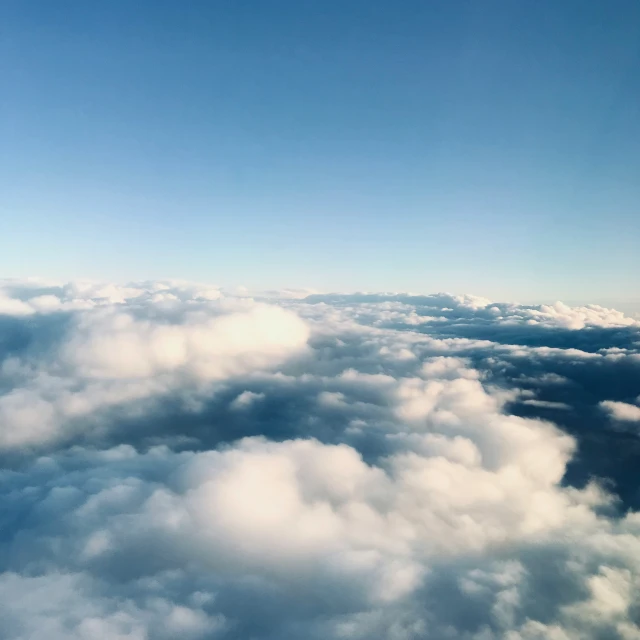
[1,0,639,305]
[1,6,640,632]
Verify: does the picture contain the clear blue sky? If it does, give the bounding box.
[2,0,639,304]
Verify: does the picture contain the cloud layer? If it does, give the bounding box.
[1,279,639,639]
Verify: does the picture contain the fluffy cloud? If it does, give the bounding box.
[600,399,640,422]
[303,292,640,330]
[0,284,309,450]
[62,304,309,380]
[0,281,640,639]
[0,571,226,640]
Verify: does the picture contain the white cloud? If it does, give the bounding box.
[230,390,265,410]
[600,400,640,422]
[0,572,226,640]
[62,304,309,380]
[0,284,309,449]
[0,280,640,638]
[522,399,571,410]
[522,302,639,329]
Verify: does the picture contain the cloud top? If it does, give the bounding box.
[0,280,639,639]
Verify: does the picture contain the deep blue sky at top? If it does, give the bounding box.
[1,0,639,303]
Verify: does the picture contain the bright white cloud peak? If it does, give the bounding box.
[0,279,639,639]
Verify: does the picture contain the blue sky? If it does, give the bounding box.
[2,0,639,305]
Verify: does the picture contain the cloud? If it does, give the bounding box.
[0,571,227,640]
[303,292,640,330]
[62,304,309,380]
[600,399,640,422]
[0,280,640,638]
[0,285,309,450]
[522,399,571,410]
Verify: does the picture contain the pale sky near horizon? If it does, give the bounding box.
[2,1,639,307]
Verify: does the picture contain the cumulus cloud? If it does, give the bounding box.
[601,399,640,422]
[0,571,227,640]
[0,284,309,449]
[303,292,640,331]
[1,281,640,639]
[62,304,308,380]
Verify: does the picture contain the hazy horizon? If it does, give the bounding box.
[3,0,639,301]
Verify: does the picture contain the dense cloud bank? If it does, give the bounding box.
[1,279,640,639]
